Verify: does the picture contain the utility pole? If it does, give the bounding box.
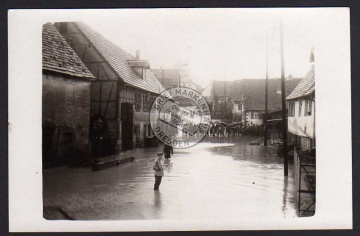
[264,35,269,146]
[280,21,288,176]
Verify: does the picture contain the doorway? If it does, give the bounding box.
[121,103,133,151]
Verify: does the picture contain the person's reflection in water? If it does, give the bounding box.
[152,190,162,219]
[154,191,162,208]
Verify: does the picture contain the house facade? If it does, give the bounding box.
[231,100,242,122]
[286,63,315,151]
[241,78,301,127]
[152,67,203,93]
[42,23,95,167]
[55,22,164,156]
[203,78,300,125]
[205,80,240,122]
[244,110,263,126]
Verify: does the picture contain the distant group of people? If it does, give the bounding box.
[208,123,243,137]
[152,144,173,191]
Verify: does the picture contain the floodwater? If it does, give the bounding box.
[43,136,296,220]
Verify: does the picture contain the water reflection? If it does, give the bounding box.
[208,144,282,165]
[43,136,297,220]
[154,191,162,208]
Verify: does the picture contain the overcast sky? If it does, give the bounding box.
[77,8,337,86]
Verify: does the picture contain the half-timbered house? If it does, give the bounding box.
[54,22,164,156]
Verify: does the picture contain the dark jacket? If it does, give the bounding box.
[163,145,174,156]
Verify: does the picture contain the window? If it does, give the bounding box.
[305,99,312,116]
[251,112,254,119]
[288,102,295,117]
[298,101,302,117]
[143,94,154,112]
[135,92,142,112]
[238,104,241,110]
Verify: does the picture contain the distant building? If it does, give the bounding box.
[241,78,301,127]
[204,80,240,122]
[152,69,180,89]
[204,78,301,125]
[42,23,95,167]
[286,51,315,151]
[55,22,164,155]
[231,100,243,122]
[152,66,203,93]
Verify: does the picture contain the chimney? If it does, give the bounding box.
[136,50,140,60]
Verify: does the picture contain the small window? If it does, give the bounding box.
[143,94,153,112]
[135,92,142,112]
[298,101,302,117]
[288,102,295,117]
[305,99,312,116]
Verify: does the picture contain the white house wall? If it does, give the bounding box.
[288,99,315,139]
[244,111,263,126]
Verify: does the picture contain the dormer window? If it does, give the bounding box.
[127,50,150,80]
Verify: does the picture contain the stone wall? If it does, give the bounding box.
[42,71,91,167]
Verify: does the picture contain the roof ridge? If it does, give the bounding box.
[74,22,163,94]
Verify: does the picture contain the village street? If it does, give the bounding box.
[43,136,296,220]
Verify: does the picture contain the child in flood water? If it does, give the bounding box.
[153,153,164,190]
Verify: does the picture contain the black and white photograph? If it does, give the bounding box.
[8,8,351,231]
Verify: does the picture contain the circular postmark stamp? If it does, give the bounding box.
[150,87,211,148]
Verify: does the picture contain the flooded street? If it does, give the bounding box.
[43,136,296,220]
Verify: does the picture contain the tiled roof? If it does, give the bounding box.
[209,78,300,111]
[242,78,301,111]
[212,80,234,98]
[151,69,180,89]
[211,80,243,100]
[286,66,315,100]
[42,23,94,79]
[74,22,164,94]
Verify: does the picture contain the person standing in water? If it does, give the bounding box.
[163,144,173,160]
[153,153,164,190]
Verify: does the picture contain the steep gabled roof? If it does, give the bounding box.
[286,66,315,100]
[74,22,164,94]
[42,23,94,79]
